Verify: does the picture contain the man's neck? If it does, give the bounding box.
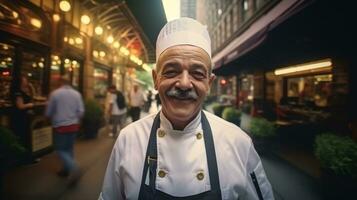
[161,110,200,131]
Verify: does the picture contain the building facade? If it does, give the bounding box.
[180,0,197,19]
[0,0,166,157]
[203,0,354,138]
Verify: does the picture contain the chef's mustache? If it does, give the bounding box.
[166,87,198,100]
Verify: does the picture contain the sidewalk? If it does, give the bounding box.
[2,107,159,200]
[3,127,114,200]
[261,152,323,200]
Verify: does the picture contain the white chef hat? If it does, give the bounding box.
[156,17,211,62]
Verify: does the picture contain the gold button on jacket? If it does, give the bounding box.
[158,170,166,178]
[196,132,202,140]
[196,172,204,180]
[158,130,166,137]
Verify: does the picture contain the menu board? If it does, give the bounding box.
[32,126,52,152]
[31,116,53,153]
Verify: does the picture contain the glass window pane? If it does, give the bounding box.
[0,43,15,107]
[50,55,61,91]
[93,67,109,98]
[63,58,81,90]
[21,51,45,98]
[287,74,332,107]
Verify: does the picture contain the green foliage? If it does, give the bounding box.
[211,103,225,117]
[0,126,26,158]
[250,117,276,138]
[222,107,241,125]
[83,99,104,123]
[314,133,357,177]
[136,70,154,90]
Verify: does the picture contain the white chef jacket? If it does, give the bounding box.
[99,111,274,200]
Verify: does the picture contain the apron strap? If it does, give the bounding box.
[201,111,221,195]
[138,111,222,198]
[138,113,160,198]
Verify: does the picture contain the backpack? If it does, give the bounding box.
[116,91,126,109]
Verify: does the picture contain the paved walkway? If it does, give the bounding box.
[3,128,114,200]
[2,106,324,200]
[262,152,322,200]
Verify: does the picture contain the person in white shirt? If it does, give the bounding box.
[108,85,127,138]
[128,84,145,122]
[99,17,274,200]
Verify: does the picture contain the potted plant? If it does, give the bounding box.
[249,117,276,152]
[211,102,225,117]
[222,107,241,126]
[82,99,104,139]
[314,133,357,199]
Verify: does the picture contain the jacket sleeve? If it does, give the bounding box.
[99,139,125,200]
[242,143,275,200]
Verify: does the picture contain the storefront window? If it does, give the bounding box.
[287,74,332,107]
[218,76,237,105]
[63,58,81,90]
[239,75,254,103]
[93,67,110,98]
[50,55,61,91]
[0,42,15,108]
[21,50,46,98]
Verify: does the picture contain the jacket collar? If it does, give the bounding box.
[159,111,201,133]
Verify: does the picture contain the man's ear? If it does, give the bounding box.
[208,73,216,87]
[152,69,158,90]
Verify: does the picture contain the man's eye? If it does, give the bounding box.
[191,71,206,79]
[162,70,178,77]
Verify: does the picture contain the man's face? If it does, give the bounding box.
[153,45,215,128]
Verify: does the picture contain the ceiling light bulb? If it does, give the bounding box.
[59,0,71,12]
[95,26,103,35]
[81,15,91,25]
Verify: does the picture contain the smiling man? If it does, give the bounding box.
[99,18,274,200]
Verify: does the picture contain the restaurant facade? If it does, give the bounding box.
[199,0,354,138]
[0,0,166,157]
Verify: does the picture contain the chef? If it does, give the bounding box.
[99,17,274,200]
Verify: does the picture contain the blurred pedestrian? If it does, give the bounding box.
[45,75,84,185]
[104,86,113,136]
[10,74,37,163]
[100,18,273,199]
[128,84,145,122]
[108,85,127,138]
[144,90,153,112]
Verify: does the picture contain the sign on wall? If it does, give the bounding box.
[32,126,52,152]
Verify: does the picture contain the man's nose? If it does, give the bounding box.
[176,71,193,90]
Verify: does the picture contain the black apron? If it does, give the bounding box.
[138,112,222,200]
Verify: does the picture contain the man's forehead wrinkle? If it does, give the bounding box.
[161,59,208,72]
[161,54,208,65]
